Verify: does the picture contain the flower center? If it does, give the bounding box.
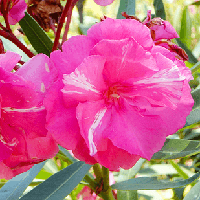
[104,85,121,104]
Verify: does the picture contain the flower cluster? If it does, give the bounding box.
[0,11,194,178]
[0,52,58,179]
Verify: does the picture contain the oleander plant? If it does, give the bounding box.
[0,0,200,199]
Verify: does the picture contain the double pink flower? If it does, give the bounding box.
[46,16,194,170]
[0,52,58,179]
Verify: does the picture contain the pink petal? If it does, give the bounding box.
[144,81,194,136]
[125,53,186,110]
[0,140,13,162]
[90,38,157,84]
[94,140,141,171]
[72,137,97,165]
[62,56,107,106]
[44,80,81,150]
[16,54,58,95]
[26,134,58,159]
[0,51,21,72]
[51,36,96,77]
[87,18,153,50]
[76,100,111,155]
[151,20,179,41]
[0,68,41,109]
[94,0,114,6]
[102,102,166,160]
[8,0,27,25]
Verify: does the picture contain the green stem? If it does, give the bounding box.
[102,166,110,191]
[93,164,103,183]
[169,160,189,179]
[101,166,115,200]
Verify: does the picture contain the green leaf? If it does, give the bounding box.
[0,162,45,200]
[179,7,192,48]
[118,190,138,200]
[19,12,53,56]
[191,86,200,110]
[192,40,200,59]
[20,161,91,200]
[115,159,145,182]
[153,0,166,20]
[117,0,136,19]
[192,1,200,5]
[185,108,200,127]
[152,139,200,159]
[58,145,77,163]
[183,180,200,200]
[111,172,200,190]
[175,38,198,64]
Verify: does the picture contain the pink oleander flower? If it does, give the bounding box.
[143,10,179,41]
[94,0,114,6]
[142,10,188,61]
[46,17,194,171]
[0,0,27,25]
[0,51,58,179]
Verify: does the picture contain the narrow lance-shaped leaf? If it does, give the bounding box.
[175,38,198,64]
[153,0,166,20]
[117,0,136,19]
[0,161,45,200]
[20,161,91,200]
[19,12,53,56]
[179,6,192,48]
[111,172,200,190]
[183,180,200,200]
[185,108,200,127]
[191,86,200,110]
[152,139,200,160]
[117,190,138,200]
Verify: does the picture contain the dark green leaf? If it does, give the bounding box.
[185,108,200,127]
[117,0,136,19]
[0,162,45,200]
[175,38,198,64]
[192,1,200,5]
[19,12,53,56]
[118,190,138,200]
[152,139,200,159]
[179,7,192,48]
[183,180,200,200]
[191,86,200,110]
[153,0,166,20]
[111,172,200,190]
[20,161,91,200]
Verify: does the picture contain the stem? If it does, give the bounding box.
[0,30,35,58]
[52,0,77,51]
[93,164,103,183]
[61,5,73,45]
[102,166,109,191]
[2,0,11,32]
[169,160,189,179]
[101,166,115,200]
